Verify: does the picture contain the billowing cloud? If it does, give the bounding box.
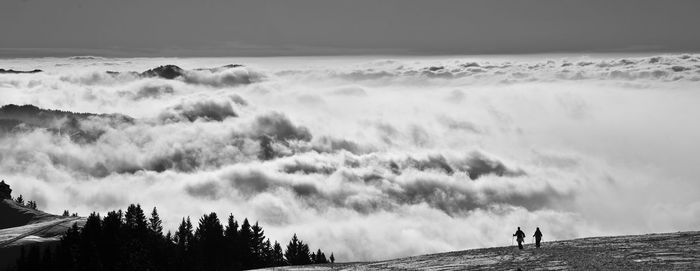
[1,54,699,262]
[159,99,238,122]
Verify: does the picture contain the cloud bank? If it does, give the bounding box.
[1,54,699,261]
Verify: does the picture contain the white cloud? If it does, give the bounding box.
[1,54,699,261]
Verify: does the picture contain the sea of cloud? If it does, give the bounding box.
[1,54,699,261]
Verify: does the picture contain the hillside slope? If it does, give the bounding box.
[0,199,85,268]
[255,231,700,270]
[0,199,59,229]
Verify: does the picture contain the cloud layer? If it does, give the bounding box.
[1,54,699,261]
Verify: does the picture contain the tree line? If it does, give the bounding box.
[14,204,334,271]
[13,194,38,210]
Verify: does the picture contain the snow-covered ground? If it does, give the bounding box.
[0,217,85,247]
[255,231,700,270]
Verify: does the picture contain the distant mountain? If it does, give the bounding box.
[0,104,133,143]
[140,64,185,79]
[254,231,700,270]
[0,69,42,74]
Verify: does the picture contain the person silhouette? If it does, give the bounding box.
[513,227,526,249]
[533,227,543,248]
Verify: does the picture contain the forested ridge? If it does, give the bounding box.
[13,204,333,271]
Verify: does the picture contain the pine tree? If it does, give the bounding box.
[315,249,327,263]
[224,214,240,268]
[149,207,163,235]
[79,213,104,270]
[238,218,254,268]
[284,234,299,265]
[285,234,311,265]
[262,238,273,267]
[15,194,24,205]
[125,204,147,232]
[251,221,266,266]
[330,253,335,263]
[62,210,70,217]
[175,218,192,250]
[299,243,311,265]
[195,212,225,270]
[101,210,123,269]
[224,214,239,240]
[273,241,286,266]
[27,200,37,209]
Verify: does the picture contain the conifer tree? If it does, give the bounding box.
[175,218,192,250]
[238,218,254,268]
[273,241,286,266]
[224,214,240,268]
[15,194,24,205]
[27,200,37,209]
[285,233,311,265]
[125,204,147,232]
[196,212,225,270]
[149,207,163,235]
[251,221,266,265]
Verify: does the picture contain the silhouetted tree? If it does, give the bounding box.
[330,253,335,263]
[78,212,103,270]
[26,200,37,210]
[251,221,266,266]
[238,218,254,268]
[62,210,70,217]
[273,241,286,266]
[100,210,123,269]
[285,234,311,265]
[224,214,240,268]
[315,249,328,263]
[149,207,163,235]
[125,204,147,232]
[15,194,24,205]
[195,212,226,270]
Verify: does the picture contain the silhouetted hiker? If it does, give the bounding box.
[513,227,526,249]
[533,227,543,248]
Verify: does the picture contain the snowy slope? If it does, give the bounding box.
[254,231,700,270]
[0,199,59,229]
[0,199,85,268]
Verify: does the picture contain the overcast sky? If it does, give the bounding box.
[2,0,700,57]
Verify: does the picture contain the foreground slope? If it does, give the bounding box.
[0,199,60,229]
[0,199,85,268]
[256,231,700,270]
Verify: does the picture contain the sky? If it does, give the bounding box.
[1,0,700,57]
[1,0,700,263]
